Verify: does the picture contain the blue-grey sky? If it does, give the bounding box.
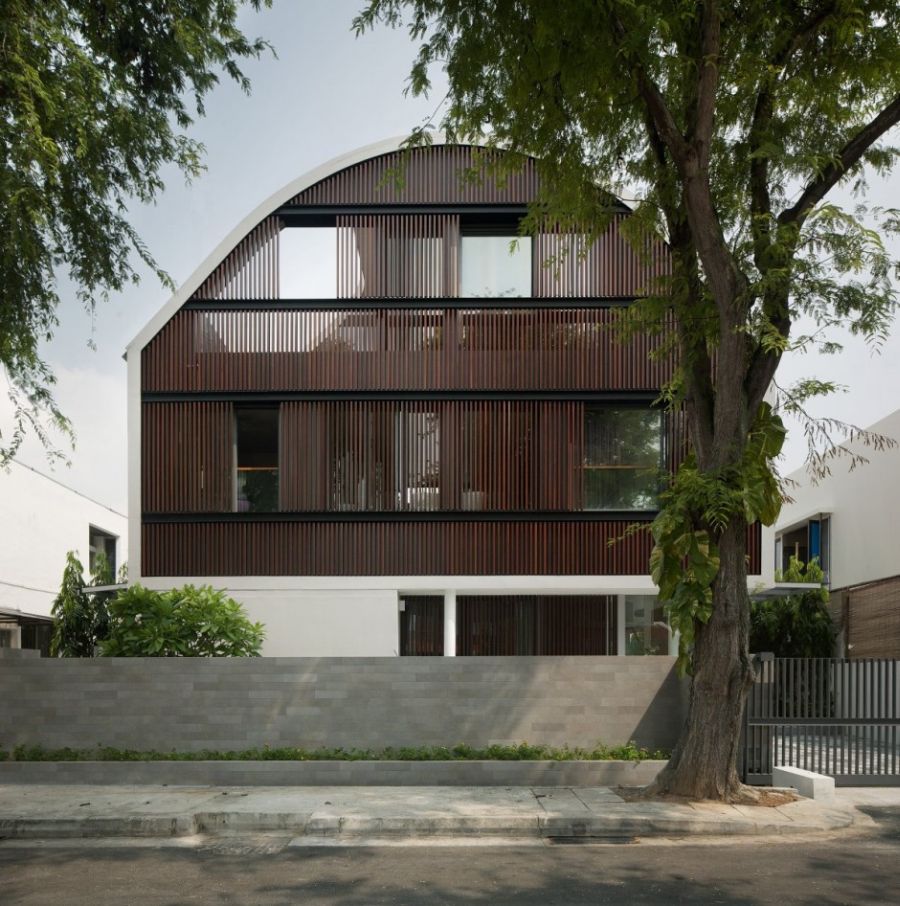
[3,0,899,512]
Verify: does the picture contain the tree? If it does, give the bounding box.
[0,0,271,462]
[356,1,900,799]
[50,551,109,656]
[101,584,265,657]
[750,558,834,658]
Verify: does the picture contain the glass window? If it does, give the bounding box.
[279,228,337,298]
[584,407,662,510]
[236,407,279,512]
[624,596,675,655]
[461,235,532,298]
[88,527,117,578]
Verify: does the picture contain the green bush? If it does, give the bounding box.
[750,557,835,658]
[7,742,669,762]
[100,584,265,657]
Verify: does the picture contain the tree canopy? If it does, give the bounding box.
[357,0,900,799]
[0,0,271,462]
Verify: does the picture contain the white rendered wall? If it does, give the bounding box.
[776,407,900,590]
[0,461,127,616]
[218,589,398,657]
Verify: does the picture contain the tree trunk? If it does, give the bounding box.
[648,517,756,800]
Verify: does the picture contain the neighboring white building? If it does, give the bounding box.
[775,408,900,657]
[0,459,127,619]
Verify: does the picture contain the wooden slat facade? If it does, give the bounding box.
[399,596,444,656]
[138,142,761,583]
[141,402,233,513]
[142,521,762,577]
[142,307,675,393]
[289,145,541,207]
[456,595,617,656]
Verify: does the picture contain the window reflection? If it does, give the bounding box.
[461,235,532,298]
[624,596,676,656]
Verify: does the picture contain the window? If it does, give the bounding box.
[584,406,662,510]
[236,407,279,512]
[624,596,675,655]
[88,526,117,578]
[461,234,532,298]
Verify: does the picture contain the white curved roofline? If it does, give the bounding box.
[126,133,636,354]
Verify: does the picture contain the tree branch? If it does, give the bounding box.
[779,93,900,227]
[693,0,720,169]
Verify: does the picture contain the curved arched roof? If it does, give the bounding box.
[127,135,637,354]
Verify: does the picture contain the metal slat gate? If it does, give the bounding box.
[743,656,900,786]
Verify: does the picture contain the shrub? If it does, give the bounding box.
[750,557,835,658]
[100,584,265,657]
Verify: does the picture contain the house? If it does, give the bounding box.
[775,407,900,658]
[0,459,127,653]
[126,137,774,656]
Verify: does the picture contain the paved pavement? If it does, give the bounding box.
[0,784,868,841]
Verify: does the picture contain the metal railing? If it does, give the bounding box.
[743,656,900,786]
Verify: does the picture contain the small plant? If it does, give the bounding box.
[100,584,265,657]
[8,741,669,762]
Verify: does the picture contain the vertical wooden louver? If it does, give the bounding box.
[337,214,459,298]
[192,216,280,300]
[533,219,670,298]
[290,145,540,206]
[142,402,233,512]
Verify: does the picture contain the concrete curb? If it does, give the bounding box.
[0,760,665,787]
[0,804,858,841]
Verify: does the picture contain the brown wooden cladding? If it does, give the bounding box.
[456,595,617,656]
[142,521,763,577]
[142,519,653,576]
[337,214,460,298]
[846,575,900,659]
[192,217,280,300]
[141,402,233,512]
[141,307,676,392]
[278,400,586,513]
[533,222,670,298]
[290,145,541,206]
[399,596,444,656]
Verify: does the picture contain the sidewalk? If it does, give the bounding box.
[0,784,868,842]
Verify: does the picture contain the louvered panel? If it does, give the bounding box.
[142,402,233,513]
[142,519,763,577]
[290,146,540,206]
[191,216,280,301]
[336,214,459,298]
[399,596,445,656]
[456,595,617,655]
[141,306,677,392]
[534,219,671,298]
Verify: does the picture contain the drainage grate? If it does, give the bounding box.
[545,835,636,846]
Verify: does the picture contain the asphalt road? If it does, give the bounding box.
[2,806,899,906]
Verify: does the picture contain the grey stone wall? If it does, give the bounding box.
[0,656,686,752]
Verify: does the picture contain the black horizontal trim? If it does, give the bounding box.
[143,391,662,404]
[143,511,657,524]
[276,203,529,217]
[182,296,639,311]
[274,203,631,219]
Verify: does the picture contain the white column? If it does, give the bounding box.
[616,595,626,656]
[443,590,456,657]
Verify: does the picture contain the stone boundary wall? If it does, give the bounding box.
[0,760,665,787]
[0,656,686,753]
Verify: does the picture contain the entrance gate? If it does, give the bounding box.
[743,656,900,786]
